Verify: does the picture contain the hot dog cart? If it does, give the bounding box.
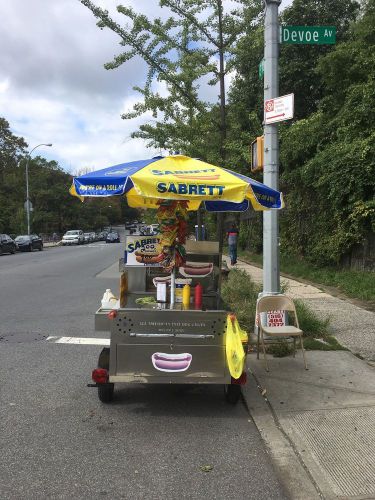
[70,154,283,404]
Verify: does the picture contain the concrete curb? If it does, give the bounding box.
[243,370,322,500]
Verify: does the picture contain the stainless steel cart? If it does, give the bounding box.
[90,240,247,404]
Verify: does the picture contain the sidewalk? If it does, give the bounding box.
[223,256,375,362]
[243,352,375,500]
[226,257,375,498]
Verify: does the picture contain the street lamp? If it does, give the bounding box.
[25,143,53,236]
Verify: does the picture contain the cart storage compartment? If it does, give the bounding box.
[108,309,229,383]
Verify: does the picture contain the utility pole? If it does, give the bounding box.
[263,0,281,294]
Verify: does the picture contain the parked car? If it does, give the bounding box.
[15,234,43,252]
[83,233,91,244]
[0,234,16,255]
[106,231,120,243]
[62,230,85,245]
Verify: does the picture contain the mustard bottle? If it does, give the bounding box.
[182,284,191,309]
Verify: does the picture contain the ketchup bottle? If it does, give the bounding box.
[194,283,203,309]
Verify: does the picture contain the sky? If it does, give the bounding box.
[0,0,293,174]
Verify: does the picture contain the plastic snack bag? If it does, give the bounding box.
[226,315,247,379]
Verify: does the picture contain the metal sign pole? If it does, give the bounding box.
[25,156,31,237]
[263,0,281,294]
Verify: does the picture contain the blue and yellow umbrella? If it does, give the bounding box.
[70,154,283,212]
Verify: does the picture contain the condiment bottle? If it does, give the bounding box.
[194,283,203,309]
[182,284,191,309]
[120,272,128,308]
[102,289,117,308]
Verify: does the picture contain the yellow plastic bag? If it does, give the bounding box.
[226,315,247,379]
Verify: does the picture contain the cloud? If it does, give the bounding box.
[0,0,167,171]
[1,0,292,172]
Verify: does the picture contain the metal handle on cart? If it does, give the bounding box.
[175,334,214,339]
[129,333,214,339]
[129,333,175,338]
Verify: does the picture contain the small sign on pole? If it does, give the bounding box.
[281,26,336,45]
[259,58,264,80]
[24,200,33,212]
[264,93,294,125]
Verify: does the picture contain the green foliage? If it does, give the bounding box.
[294,300,331,337]
[303,336,348,351]
[80,0,374,272]
[279,0,360,119]
[267,341,294,358]
[221,268,331,342]
[235,248,375,302]
[0,118,137,235]
[279,1,375,267]
[221,269,261,332]
[81,0,263,163]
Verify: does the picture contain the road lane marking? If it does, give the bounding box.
[46,336,110,345]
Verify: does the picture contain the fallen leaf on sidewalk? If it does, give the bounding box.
[200,465,213,472]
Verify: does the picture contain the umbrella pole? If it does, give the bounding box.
[197,208,202,241]
[170,247,176,309]
[217,213,224,308]
[170,263,176,309]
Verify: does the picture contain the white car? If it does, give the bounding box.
[62,230,85,245]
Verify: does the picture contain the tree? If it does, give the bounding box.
[279,0,375,266]
[0,119,28,231]
[80,0,262,163]
[279,0,360,119]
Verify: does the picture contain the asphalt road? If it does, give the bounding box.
[0,237,287,500]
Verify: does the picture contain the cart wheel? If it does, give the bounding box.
[97,347,114,404]
[225,384,241,404]
[98,383,114,403]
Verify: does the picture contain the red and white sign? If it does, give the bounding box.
[267,310,286,327]
[264,93,294,124]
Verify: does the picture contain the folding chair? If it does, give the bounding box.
[256,295,308,371]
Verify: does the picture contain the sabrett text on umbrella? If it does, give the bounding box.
[152,168,216,176]
[156,182,224,196]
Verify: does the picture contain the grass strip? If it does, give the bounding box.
[222,269,347,356]
[235,248,375,302]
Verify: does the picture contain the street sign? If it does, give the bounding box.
[264,93,294,125]
[259,58,264,79]
[281,26,336,45]
[24,200,33,212]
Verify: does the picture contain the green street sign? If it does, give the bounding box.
[259,58,264,79]
[281,26,336,45]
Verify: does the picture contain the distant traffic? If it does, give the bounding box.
[0,221,160,257]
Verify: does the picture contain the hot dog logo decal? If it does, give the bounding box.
[152,352,192,372]
[124,236,162,266]
[126,237,161,254]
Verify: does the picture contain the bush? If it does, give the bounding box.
[295,300,331,338]
[221,269,261,332]
[222,269,332,346]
